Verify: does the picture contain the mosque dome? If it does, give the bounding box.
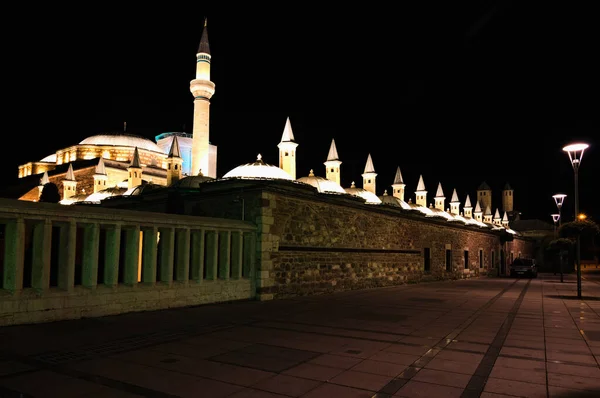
[297,170,347,194]
[222,154,294,180]
[79,133,163,153]
[344,182,382,204]
[170,172,215,188]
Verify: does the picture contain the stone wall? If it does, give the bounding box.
[256,188,534,299]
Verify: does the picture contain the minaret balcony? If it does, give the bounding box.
[190,79,215,99]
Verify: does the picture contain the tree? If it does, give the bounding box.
[559,219,600,261]
[39,182,61,203]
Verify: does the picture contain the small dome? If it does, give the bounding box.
[80,133,163,153]
[222,154,294,180]
[297,170,347,194]
[344,181,382,204]
[170,172,214,188]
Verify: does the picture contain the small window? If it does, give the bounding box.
[445,249,452,271]
[464,250,469,269]
[424,248,431,272]
[479,249,483,268]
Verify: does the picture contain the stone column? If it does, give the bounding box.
[190,229,205,282]
[58,221,76,291]
[2,218,25,294]
[123,226,140,286]
[243,231,256,279]
[103,225,121,287]
[205,231,218,280]
[230,231,243,279]
[175,228,190,283]
[141,227,158,284]
[82,223,100,288]
[31,219,52,292]
[218,231,231,280]
[159,227,174,284]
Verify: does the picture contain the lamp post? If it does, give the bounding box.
[551,214,560,238]
[562,143,589,299]
[553,193,567,282]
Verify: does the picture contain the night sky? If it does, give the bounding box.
[6,4,598,223]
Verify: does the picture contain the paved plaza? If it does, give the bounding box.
[1,272,599,398]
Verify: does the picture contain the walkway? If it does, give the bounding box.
[1,273,599,397]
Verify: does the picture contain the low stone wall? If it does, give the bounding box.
[0,279,253,326]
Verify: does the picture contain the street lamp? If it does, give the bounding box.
[563,142,589,299]
[551,214,560,237]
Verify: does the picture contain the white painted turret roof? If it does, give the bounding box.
[393,166,404,185]
[326,139,339,161]
[345,181,382,204]
[363,154,375,173]
[416,175,426,191]
[280,117,295,142]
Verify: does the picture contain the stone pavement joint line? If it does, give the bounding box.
[371,278,525,397]
[460,279,532,398]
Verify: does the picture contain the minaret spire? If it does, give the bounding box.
[324,138,342,185]
[464,194,473,218]
[191,17,216,178]
[278,117,298,179]
[166,136,184,186]
[361,153,377,195]
[391,166,406,201]
[62,164,77,201]
[128,147,142,189]
[93,158,108,193]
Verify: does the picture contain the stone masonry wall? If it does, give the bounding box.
[257,191,534,299]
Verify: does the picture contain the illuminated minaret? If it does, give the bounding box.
[324,138,341,185]
[278,117,298,179]
[434,182,445,211]
[391,166,406,202]
[93,157,108,193]
[128,147,142,189]
[502,182,514,213]
[190,18,216,178]
[474,201,483,222]
[166,135,184,186]
[415,174,427,207]
[361,153,377,194]
[484,206,493,223]
[62,164,77,201]
[464,194,473,218]
[450,188,460,215]
[38,170,50,199]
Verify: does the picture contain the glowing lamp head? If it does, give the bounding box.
[551,214,560,223]
[578,213,587,220]
[552,193,567,209]
[562,143,589,167]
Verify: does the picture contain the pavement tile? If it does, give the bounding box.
[548,386,600,398]
[411,368,471,389]
[384,344,432,356]
[252,374,322,397]
[547,362,600,378]
[483,377,547,397]
[493,356,545,371]
[350,359,408,377]
[308,354,363,369]
[300,383,374,398]
[445,341,489,353]
[434,350,484,364]
[489,365,547,385]
[0,370,113,398]
[282,363,345,382]
[368,351,421,365]
[424,357,479,375]
[548,372,600,391]
[393,380,464,397]
[228,388,289,397]
[546,351,598,366]
[328,369,392,391]
[0,360,35,377]
[499,346,546,360]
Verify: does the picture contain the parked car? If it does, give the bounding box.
[510,258,538,278]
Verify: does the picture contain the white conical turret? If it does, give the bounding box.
[93,158,108,193]
[190,18,216,178]
[62,164,77,200]
[493,208,502,225]
[278,117,299,179]
[415,174,427,207]
[434,182,445,211]
[464,194,473,219]
[484,205,493,223]
[391,166,406,202]
[450,188,460,215]
[38,171,50,198]
[474,201,483,222]
[502,211,510,227]
[128,147,143,189]
[324,138,342,185]
[361,153,377,195]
